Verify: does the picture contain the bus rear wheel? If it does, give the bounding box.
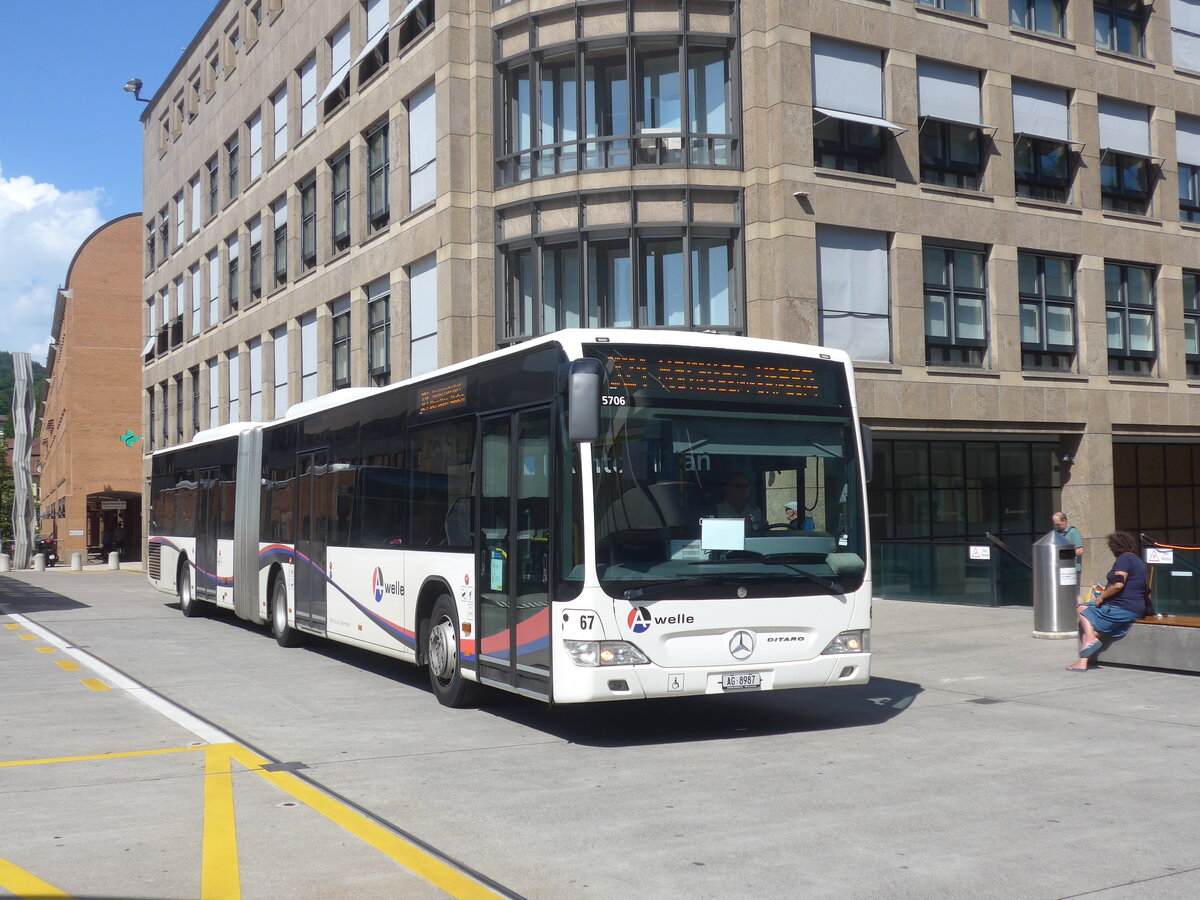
[179,563,204,618]
[270,576,302,647]
[427,594,479,708]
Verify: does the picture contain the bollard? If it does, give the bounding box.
[71,552,83,572]
[108,552,120,570]
[33,553,46,572]
[0,554,9,573]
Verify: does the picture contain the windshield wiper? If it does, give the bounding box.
[690,555,844,593]
[623,575,763,601]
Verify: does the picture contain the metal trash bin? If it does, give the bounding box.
[1032,530,1079,638]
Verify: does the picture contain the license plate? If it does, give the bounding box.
[720,672,762,691]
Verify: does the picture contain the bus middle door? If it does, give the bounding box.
[194,467,219,602]
[477,408,552,699]
[294,450,330,632]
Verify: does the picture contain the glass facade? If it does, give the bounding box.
[869,439,1063,605]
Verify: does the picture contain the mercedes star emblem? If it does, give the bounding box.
[729,630,755,660]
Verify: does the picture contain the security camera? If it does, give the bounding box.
[1061,453,1075,464]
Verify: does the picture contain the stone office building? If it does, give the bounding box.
[141,0,1200,608]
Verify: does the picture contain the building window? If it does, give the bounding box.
[249,338,263,421]
[358,0,390,83]
[1101,151,1153,213]
[1105,261,1156,375]
[410,254,438,376]
[409,83,437,208]
[817,226,891,363]
[207,156,219,218]
[272,195,288,287]
[175,375,184,444]
[159,207,169,255]
[498,40,736,184]
[322,22,351,116]
[1095,0,1145,57]
[273,325,289,418]
[227,234,240,313]
[332,298,351,389]
[249,112,263,180]
[228,350,241,422]
[272,86,288,162]
[918,0,978,14]
[300,312,317,401]
[1185,271,1200,379]
[499,227,738,342]
[161,382,169,447]
[918,61,986,190]
[208,358,220,428]
[367,277,391,381]
[174,192,184,248]
[811,37,902,174]
[1176,2,1200,72]
[1012,80,1074,203]
[331,151,350,253]
[226,134,239,198]
[145,223,156,271]
[189,177,201,234]
[148,388,157,450]
[1018,252,1076,372]
[1010,0,1065,35]
[1099,98,1155,214]
[395,0,434,54]
[1181,163,1200,223]
[300,175,317,270]
[207,249,219,327]
[367,123,390,229]
[299,56,317,135]
[924,244,987,367]
[190,367,200,439]
[249,217,263,300]
[1015,136,1070,202]
[190,264,201,337]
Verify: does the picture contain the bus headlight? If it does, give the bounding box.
[564,640,649,667]
[821,630,869,654]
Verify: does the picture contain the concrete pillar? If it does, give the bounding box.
[108,552,120,570]
[71,552,83,571]
[0,554,9,572]
[33,554,46,572]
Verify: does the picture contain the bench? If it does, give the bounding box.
[1097,615,1200,673]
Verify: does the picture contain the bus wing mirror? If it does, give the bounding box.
[860,423,873,483]
[567,359,604,443]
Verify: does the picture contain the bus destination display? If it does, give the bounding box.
[417,379,467,416]
[594,347,839,406]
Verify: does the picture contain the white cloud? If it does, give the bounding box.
[0,164,105,361]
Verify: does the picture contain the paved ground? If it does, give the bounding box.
[0,565,1197,899]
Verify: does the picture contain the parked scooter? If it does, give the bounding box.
[35,536,58,566]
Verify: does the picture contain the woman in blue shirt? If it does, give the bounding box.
[1067,531,1147,671]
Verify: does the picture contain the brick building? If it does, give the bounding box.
[139,0,1200,608]
[40,214,144,562]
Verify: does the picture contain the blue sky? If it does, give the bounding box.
[0,0,215,360]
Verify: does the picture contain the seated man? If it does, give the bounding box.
[784,502,815,530]
[715,473,765,531]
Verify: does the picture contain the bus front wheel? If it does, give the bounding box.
[426,594,479,708]
[179,563,204,618]
[270,577,302,647]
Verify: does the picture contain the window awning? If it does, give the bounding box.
[814,107,905,135]
[918,115,996,135]
[318,65,350,104]
[1014,132,1085,152]
[1099,147,1165,164]
[351,24,390,69]
[142,336,156,356]
[392,0,424,30]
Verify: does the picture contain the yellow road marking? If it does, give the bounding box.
[37,646,55,653]
[202,746,241,900]
[4,623,20,630]
[18,634,35,641]
[79,679,110,692]
[225,744,504,898]
[0,856,72,898]
[55,660,81,672]
[0,746,204,769]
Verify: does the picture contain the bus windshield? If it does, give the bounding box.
[587,345,866,599]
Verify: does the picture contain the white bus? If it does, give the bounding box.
[148,329,872,707]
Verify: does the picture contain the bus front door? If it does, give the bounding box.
[194,467,219,602]
[294,450,329,632]
[477,408,552,699]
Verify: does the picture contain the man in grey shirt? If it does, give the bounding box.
[1053,511,1084,596]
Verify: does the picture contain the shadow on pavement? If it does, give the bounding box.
[0,577,90,613]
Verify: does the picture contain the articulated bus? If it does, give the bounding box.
[148,329,872,707]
